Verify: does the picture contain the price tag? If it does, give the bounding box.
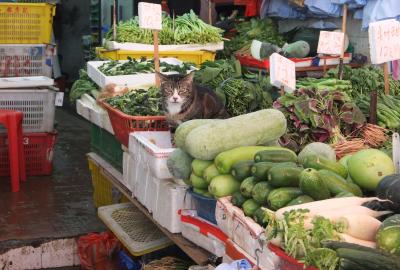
[138,2,162,31]
[369,19,400,64]
[55,92,64,107]
[269,53,296,93]
[317,31,345,55]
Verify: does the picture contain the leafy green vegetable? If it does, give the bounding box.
[98,57,194,76]
[69,69,98,102]
[105,87,162,116]
[106,11,222,45]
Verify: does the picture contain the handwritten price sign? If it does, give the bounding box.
[270,53,296,93]
[317,31,345,55]
[138,2,162,31]
[369,19,400,64]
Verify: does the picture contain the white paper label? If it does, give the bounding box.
[369,19,400,64]
[270,53,296,92]
[138,2,162,31]
[55,92,64,107]
[317,31,345,55]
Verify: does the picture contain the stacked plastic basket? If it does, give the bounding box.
[0,2,58,177]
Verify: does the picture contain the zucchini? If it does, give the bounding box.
[286,195,314,206]
[192,159,213,177]
[203,164,220,184]
[251,181,273,205]
[251,162,297,181]
[215,146,274,174]
[336,248,400,270]
[299,168,331,200]
[318,170,363,196]
[240,177,258,198]
[253,208,270,227]
[185,109,287,160]
[231,160,254,181]
[339,258,368,270]
[267,187,303,210]
[304,155,348,178]
[254,148,297,163]
[268,166,302,188]
[242,199,260,217]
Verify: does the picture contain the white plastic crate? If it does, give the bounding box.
[153,180,193,233]
[0,76,53,88]
[0,88,56,133]
[87,58,190,88]
[0,44,55,78]
[129,131,175,179]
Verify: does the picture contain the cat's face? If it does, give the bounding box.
[157,72,194,114]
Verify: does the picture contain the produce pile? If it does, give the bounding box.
[106,11,223,45]
[273,87,366,151]
[221,18,286,58]
[69,69,99,102]
[105,87,162,116]
[194,59,273,116]
[98,57,194,76]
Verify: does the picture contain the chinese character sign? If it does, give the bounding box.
[317,31,345,55]
[270,53,296,93]
[369,19,400,65]
[138,2,162,31]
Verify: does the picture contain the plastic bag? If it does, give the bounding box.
[77,232,121,270]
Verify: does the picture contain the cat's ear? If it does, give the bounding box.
[181,71,195,85]
[156,72,169,83]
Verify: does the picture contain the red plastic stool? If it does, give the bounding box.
[0,110,26,192]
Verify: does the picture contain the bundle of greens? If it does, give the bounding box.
[297,78,352,93]
[273,88,366,151]
[327,65,400,97]
[98,57,194,76]
[105,87,162,116]
[221,18,286,58]
[69,69,99,102]
[106,11,222,45]
[267,209,342,270]
[194,59,239,88]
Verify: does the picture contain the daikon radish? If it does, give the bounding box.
[338,215,381,241]
[275,197,384,220]
[339,233,377,248]
[311,206,390,220]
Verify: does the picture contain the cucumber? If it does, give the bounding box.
[215,146,274,174]
[267,187,303,210]
[304,155,348,178]
[336,248,400,270]
[318,170,363,196]
[174,119,220,150]
[251,181,273,205]
[240,177,258,198]
[299,168,331,200]
[251,161,298,181]
[231,160,254,181]
[268,166,302,187]
[203,164,220,184]
[232,192,247,207]
[185,109,287,160]
[339,258,367,270]
[253,208,269,227]
[242,199,260,217]
[254,148,297,163]
[190,174,209,189]
[286,195,314,206]
[192,159,213,177]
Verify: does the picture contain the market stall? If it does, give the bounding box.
[71,1,400,269]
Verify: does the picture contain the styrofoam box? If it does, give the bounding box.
[153,180,193,233]
[216,198,266,260]
[182,220,226,257]
[104,40,224,52]
[87,58,188,88]
[129,131,175,179]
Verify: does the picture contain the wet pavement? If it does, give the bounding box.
[0,109,105,251]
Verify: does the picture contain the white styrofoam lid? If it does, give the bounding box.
[0,76,54,89]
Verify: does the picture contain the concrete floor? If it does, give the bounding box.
[0,109,105,251]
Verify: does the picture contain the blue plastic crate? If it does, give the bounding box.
[189,189,217,225]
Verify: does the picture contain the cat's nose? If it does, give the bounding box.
[173,97,178,102]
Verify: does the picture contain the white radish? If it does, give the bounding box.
[339,233,377,248]
[338,215,381,241]
[309,206,391,220]
[275,197,387,220]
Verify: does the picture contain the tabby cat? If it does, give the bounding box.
[157,72,229,128]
